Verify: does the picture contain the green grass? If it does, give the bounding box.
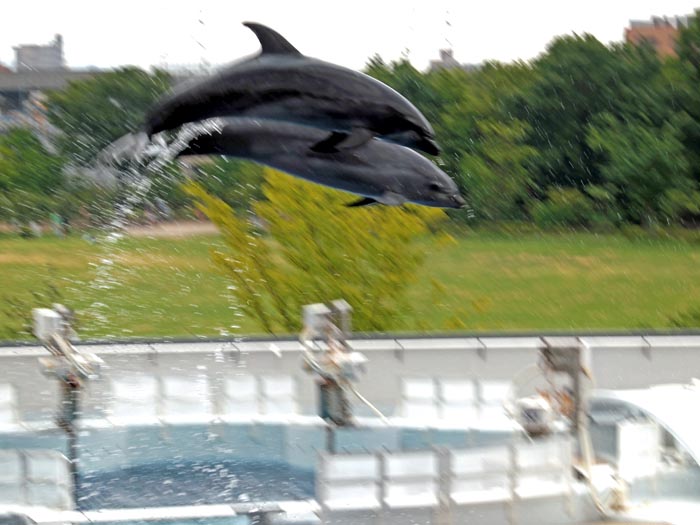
[409,232,700,331]
[2,230,700,339]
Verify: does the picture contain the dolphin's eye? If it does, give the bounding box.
[428,182,443,192]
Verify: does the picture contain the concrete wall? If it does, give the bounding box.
[2,335,700,423]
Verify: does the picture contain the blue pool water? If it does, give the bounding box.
[77,459,314,510]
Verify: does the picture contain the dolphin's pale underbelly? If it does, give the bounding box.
[252,153,385,197]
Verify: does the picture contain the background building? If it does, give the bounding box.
[624,13,695,58]
[428,49,479,73]
[14,34,65,72]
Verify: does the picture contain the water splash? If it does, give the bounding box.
[82,120,227,337]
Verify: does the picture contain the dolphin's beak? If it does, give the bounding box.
[422,137,440,156]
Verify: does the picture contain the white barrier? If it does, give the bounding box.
[318,437,574,522]
[514,439,572,498]
[617,421,661,482]
[161,375,211,417]
[5,334,700,428]
[384,451,439,509]
[0,449,72,509]
[440,379,477,421]
[223,375,259,416]
[400,377,509,426]
[261,375,297,415]
[401,378,438,419]
[0,384,18,425]
[318,453,381,511]
[110,376,159,419]
[479,380,512,426]
[450,445,511,504]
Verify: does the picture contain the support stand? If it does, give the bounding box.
[57,374,82,498]
[34,305,102,509]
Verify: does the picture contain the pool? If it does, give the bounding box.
[78,458,314,510]
[1,418,506,511]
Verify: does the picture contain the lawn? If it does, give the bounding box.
[2,229,700,339]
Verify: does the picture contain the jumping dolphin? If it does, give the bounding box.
[144,22,440,156]
[177,119,464,208]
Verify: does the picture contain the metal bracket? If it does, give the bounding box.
[477,338,488,361]
[394,339,405,362]
[641,336,652,361]
[147,343,158,367]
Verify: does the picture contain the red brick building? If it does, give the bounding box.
[624,14,694,58]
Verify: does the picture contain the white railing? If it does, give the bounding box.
[4,334,700,430]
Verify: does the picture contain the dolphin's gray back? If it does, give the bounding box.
[145,54,429,137]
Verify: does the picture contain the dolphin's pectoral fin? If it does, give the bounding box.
[310,131,347,153]
[346,197,380,207]
[310,129,374,153]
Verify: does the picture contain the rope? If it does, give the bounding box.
[342,383,390,425]
[300,327,390,425]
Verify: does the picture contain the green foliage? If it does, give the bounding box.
[5,26,700,239]
[366,58,537,222]
[356,41,700,230]
[0,128,66,222]
[365,56,443,125]
[531,187,595,229]
[676,15,700,183]
[185,169,448,333]
[437,63,537,214]
[459,117,536,221]
[588,114,693,224]
[46,67,172,163]
[190,158,265,211]
[516,35,675,195]
[516,35,613,188]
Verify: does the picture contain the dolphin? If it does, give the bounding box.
[176,119,464,208]
[144,22,440,156]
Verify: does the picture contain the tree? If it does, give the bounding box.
[185,168,447,333]
[516,35,670,192]
[189,157,264,212]
[46,67,172,164]
[588,114,696,225]
[366,58,538,222]
[45,67,197,223]
[0,128,65,222]
[365,56,443,126]
[459,118,536,221]
[435,63,537,221]
[676,13,700,183]
[531,187,596,229]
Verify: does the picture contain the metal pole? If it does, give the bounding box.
[68,427,79,504]
[325,425,336,454]
[59,376,81,506]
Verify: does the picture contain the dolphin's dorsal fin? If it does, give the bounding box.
[243,22,302,56]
